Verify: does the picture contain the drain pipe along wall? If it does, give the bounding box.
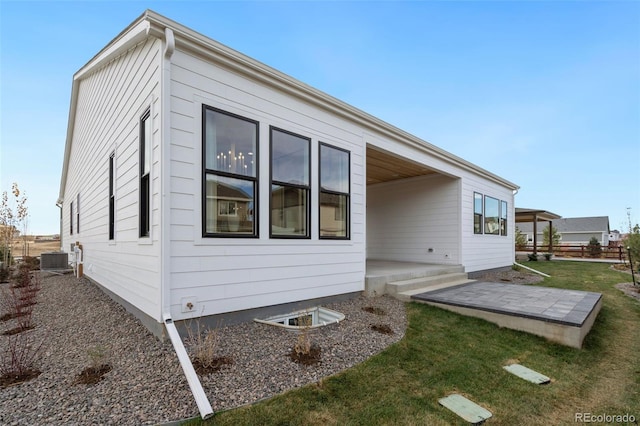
[159,26,214,420]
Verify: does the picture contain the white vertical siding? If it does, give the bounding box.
[367,174,461,264]
[61,38,163,321]
[167,50,366,320]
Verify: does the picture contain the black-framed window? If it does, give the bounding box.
[319,143,350,239]
[109,152,115,240]
[76,193,80,234]
[70,201,74,235]
[270,127,310,238]
[484,196,500,235]
[140,109,151,238]
[202,106,258,237]
[500,200,508,236]
[473,192,483,234]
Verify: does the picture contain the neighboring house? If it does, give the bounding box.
[518,216,611,247]
[57,10,519,337]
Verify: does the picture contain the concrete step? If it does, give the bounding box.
[395,279,475,302]
[386,272,471,295]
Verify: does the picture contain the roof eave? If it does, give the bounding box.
[58,12,156,204]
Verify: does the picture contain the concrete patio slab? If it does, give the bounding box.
[412,282,602,348]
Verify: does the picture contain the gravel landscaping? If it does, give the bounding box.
[0,272,406,425]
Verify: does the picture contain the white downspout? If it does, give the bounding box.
[160,26,214,420]
[164,315,214,420]
[513,262,550,278]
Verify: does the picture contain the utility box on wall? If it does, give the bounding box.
[40,252,69,270]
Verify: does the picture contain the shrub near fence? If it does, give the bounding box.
[519,245,625,260]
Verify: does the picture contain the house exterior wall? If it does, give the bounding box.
[364,133,515,273]
[460,176,515,272]
[61,38,164,321]
[367,174,461,264]
[166,49,366,320]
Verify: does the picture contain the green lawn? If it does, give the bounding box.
[188,261,640,425]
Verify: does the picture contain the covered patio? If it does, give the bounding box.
[515,208,562,254]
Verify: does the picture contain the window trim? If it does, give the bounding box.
[109,152,115,241]
[269,126,311,239]
[201,105,259,238]
[139,108,151,238]
[319,142,350,240]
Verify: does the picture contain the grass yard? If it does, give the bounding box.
[187,261,640,425]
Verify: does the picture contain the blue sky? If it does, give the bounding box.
[1,1,639,234]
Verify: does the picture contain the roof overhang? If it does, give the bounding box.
[515,208,562,223]
[58,9,519,204]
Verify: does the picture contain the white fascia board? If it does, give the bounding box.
[143,10,519,191]
[58,14,155,204]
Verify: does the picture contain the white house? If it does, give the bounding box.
[58,10,519,338]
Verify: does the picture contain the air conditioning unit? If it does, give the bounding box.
[40,252,69,270]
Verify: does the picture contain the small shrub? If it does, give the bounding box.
[75,345,112,385]
[543,253,553,261]
[528,253,538,261]
[186,319,232,375]
[22,256,40,271]
[587,237,602,258]
[0,331,44,388]
[289,312,321,366]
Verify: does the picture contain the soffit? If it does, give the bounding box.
[367,146,437,185]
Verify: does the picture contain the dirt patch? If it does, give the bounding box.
[74,364,112,385]
[362,306,386,315]
[1,369,41,389]
[475,268,544,285]
[192,356,234,375]
[289,343,322,366]
[371,324,394,335]
[615,282,640,302]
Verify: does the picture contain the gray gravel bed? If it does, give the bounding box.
[1,272,406,425]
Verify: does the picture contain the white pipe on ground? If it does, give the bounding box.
[163,314,214,420]
[514,262,550,278]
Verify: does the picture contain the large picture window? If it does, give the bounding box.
[203,106,258,237]
[270,127,310,238]
[319,143,350,239]
[139,109,151,238]
[473,192,509,236]
[473,192,483,234]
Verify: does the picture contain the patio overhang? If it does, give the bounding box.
[366,146,438,185]
[515,208,562,255]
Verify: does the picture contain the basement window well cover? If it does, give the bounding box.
[255,307,345,330]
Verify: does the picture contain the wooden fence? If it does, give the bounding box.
[517,244,625,260]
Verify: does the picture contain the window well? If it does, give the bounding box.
[254,306,345,330]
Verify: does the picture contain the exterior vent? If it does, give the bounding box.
[40,252,69,270]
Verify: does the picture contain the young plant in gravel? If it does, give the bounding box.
[186,317,233,375]
[289,311,321,366]
[362,291,387,316]
[0,329,44,388]
[1,269,39,335]
[75,345,112,385]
